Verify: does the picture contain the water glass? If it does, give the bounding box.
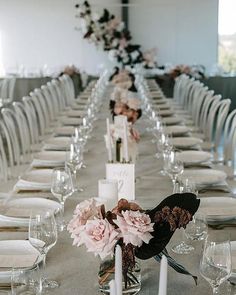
[11,265,42,295]
[29,212,58,289]
[185,213,208,241]
[200,233,232,294]
[166,157,184,193]
[51,167,74,226]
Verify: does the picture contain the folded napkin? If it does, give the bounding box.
[66,110,86,117]
[62,117,83,126]
[200,207,236,216]
[31,152,66,168]
[13,179,51,192]
[0,254,38,268]
[71,104,86,111]
[13,169,53,192]
[184,162,212,168]
[198,181,231,193]
[54,126,75,136]
[3,208,43,218]
[43,137,70,151]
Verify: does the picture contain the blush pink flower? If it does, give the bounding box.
[80,219,120,259]
[114,210,154,247]
[67,198,103,245]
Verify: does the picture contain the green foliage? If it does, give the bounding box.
[219,47,236,72]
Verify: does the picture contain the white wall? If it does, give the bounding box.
[0,0,120,75]
[0,0,218,75]
[129,0,219,70]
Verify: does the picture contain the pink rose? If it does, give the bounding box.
[80,219,120,259]
[67,198,103,245]
[114,210,154,247]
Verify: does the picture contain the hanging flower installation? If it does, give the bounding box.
[75,1,156,67]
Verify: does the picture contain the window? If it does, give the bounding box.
[218,0,236,73]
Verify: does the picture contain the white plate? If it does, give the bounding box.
[176,151,212,165]
[62,117,83,126]
[165,126,190,136]
[199,197,236,222]
[162,117,183,126]
[54,126,75,136]
[0,240,42,283]
[44,137,71,151]
[0,198,61,224]
[182,169,227,186]
[171,137,203,148]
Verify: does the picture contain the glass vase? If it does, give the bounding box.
[98,257,141,295]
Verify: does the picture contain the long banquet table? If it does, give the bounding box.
[1,94,236,295]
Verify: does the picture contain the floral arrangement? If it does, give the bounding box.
[168,64,205,79]
[74,1,157,67]
[68,193,200,288]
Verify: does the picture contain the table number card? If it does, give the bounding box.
[106,163,135,200]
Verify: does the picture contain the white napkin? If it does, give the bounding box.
[43,137,70,151]
[3,208,41,218]
[31,152,66,168]
[54,126,75,136]
[62,117,83,126]
[0,254,38,268]
[200,207,236,216]
[66,110,86,117]
[13,179,51,192]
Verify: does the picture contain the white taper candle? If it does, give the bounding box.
[158,255,168,295]
[109,279,117,295]
[115,245,122,295]
[106,118,113,162]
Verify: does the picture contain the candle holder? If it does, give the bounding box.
[98,257,141,295]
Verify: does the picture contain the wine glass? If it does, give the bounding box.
[185,213,208,242]
[51,167,74,230]
[11,265,42,295]
[200,233,232,294]
[156,133,171,159]
[166,156,184,193]
[29,212,58,290]
[65,142,84,192]
[171,179,198,254]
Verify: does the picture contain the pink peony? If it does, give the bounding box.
[114,210,154,247]
[79,219,120,259]
[67,198,103,245]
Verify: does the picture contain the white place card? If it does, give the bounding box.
[106,163,135,200]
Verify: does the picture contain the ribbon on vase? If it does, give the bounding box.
[154,248,198,285]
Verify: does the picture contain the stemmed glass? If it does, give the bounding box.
[65,142,84,192]
[156,133,171,159]
[185,213,208,242]
[171,178,200,254]
[200,234,232,294]
[29,212,58,290]
[166,156,184,193]
[51,167,74,230]
[11,265,42,295]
